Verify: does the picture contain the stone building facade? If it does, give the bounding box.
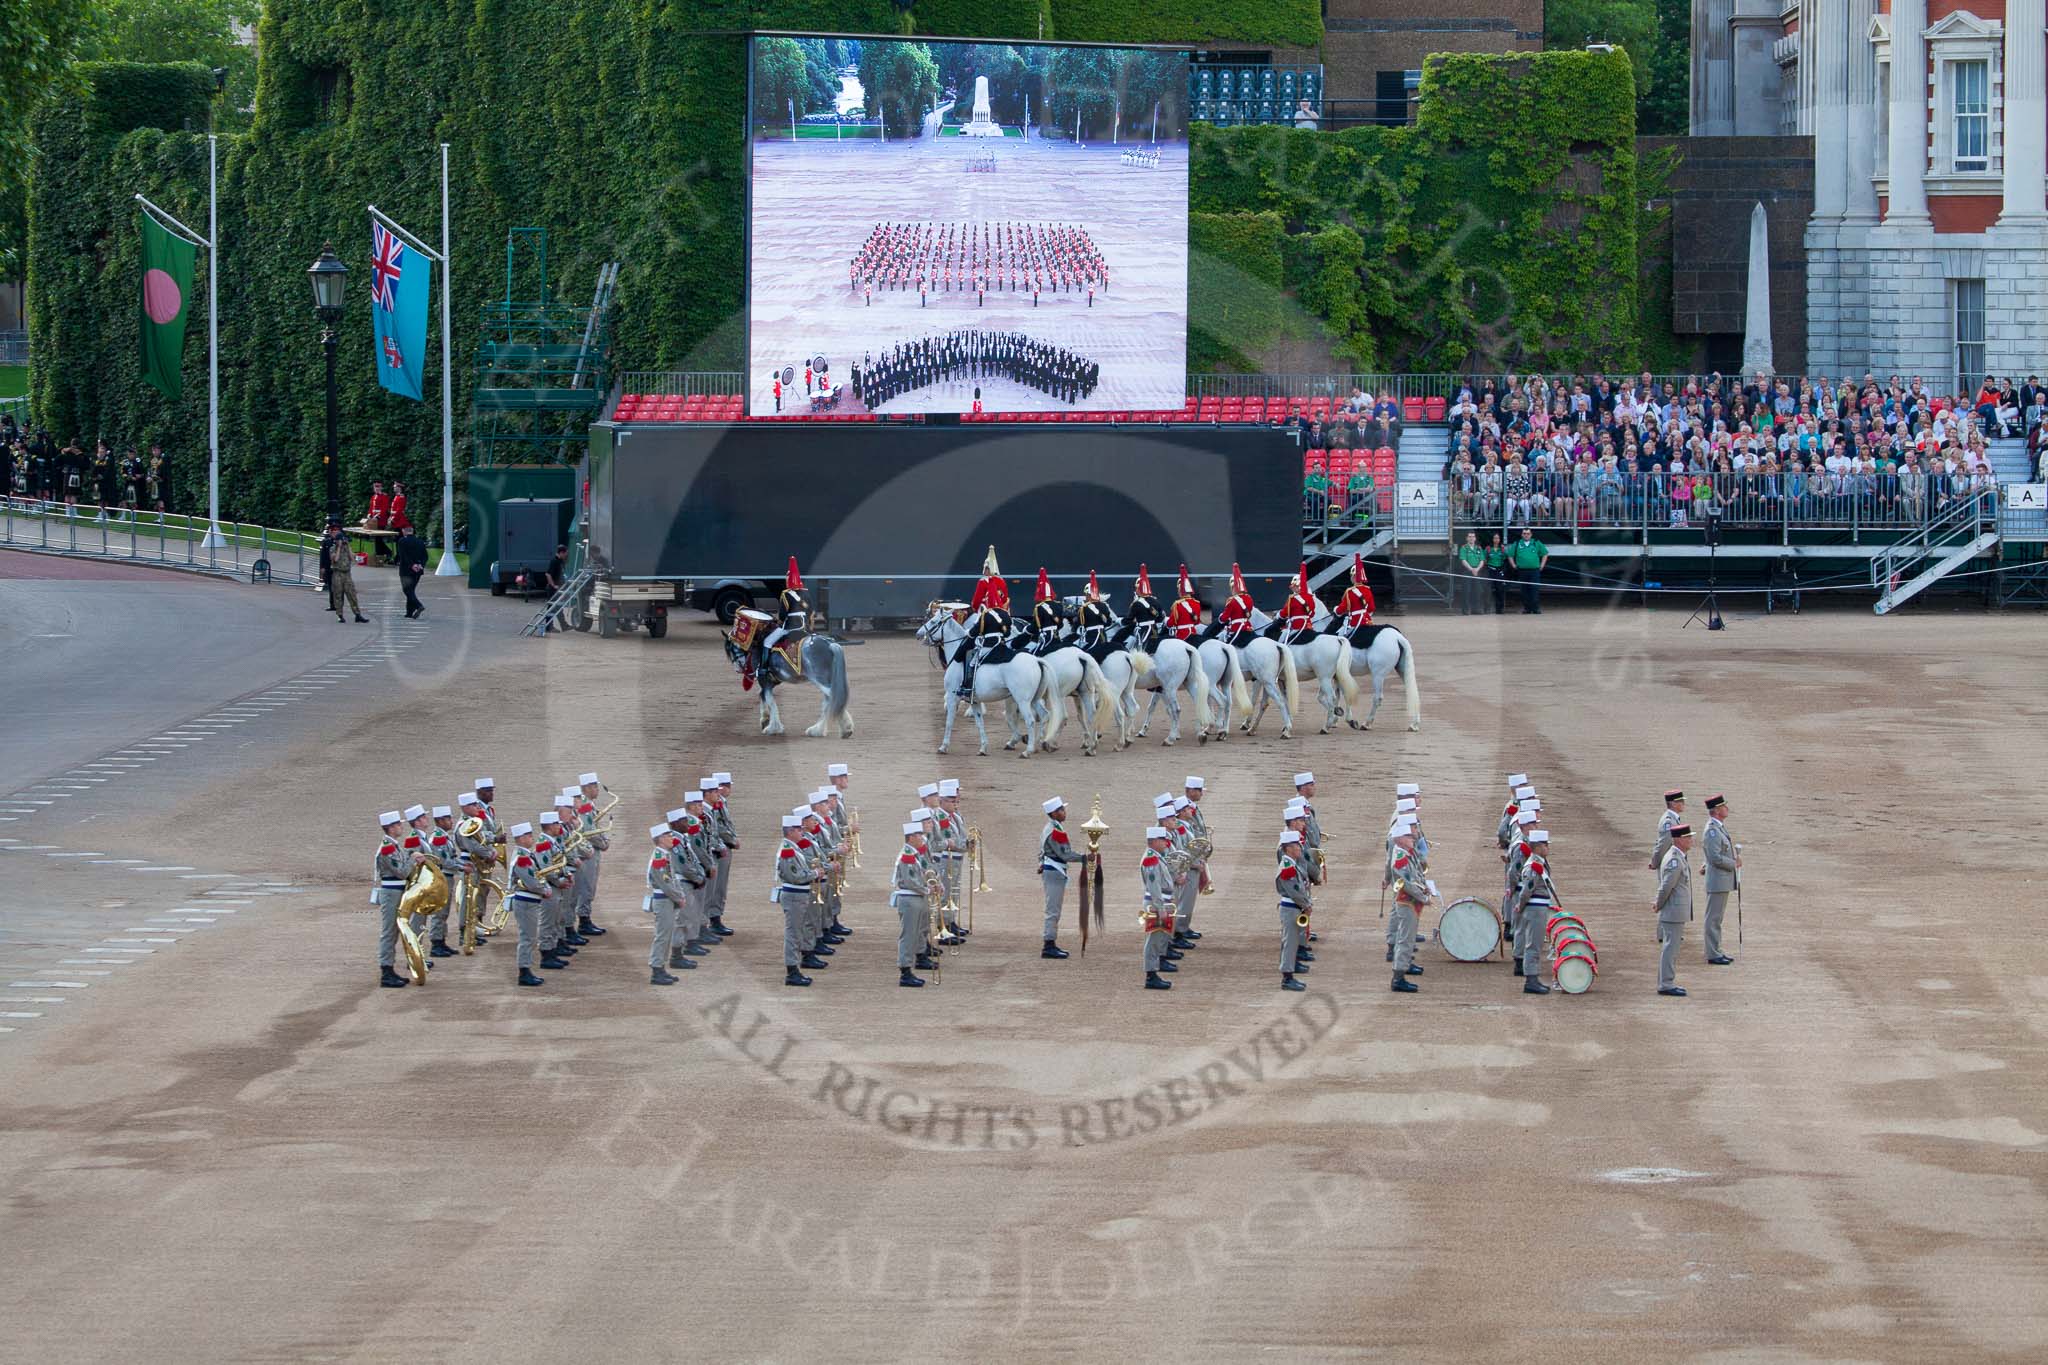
[1697,1,2048,388]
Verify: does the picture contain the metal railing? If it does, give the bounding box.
[0,395,27,425]
[0,330,25,365]
[0,498,320,585]
[614,371,745,398]
[1434,470,2006,544]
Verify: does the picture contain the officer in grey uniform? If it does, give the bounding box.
[505,822,549,987]
[645,824,688,984]
[1655,824,1694,996]
[1277,829,1313,992]
[1038,796,1074,958]
[1701,794,1738,964]
[776,814,822,986]
[1514,830,1556,994]
[1141,826,1177,990]
[425,805,466,958]
[1651,789,1685,870]
[373,811,414,988]
[893,821,932,986]
[707,773,738,937]
[574,773,611,936]
[1180,777,1210,941]
[1388,819,1431,991]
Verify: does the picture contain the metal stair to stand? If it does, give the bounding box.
[523,559,594,636]
[1871,497,2000,614]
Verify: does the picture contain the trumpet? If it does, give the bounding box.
[924,867,947,981]
[1295,907,1312,929]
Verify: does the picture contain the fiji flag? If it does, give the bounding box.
[369,220,428,401]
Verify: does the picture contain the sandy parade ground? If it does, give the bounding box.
[1,549,2044,1362]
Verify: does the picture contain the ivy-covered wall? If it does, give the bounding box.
[1191,51,1643,375]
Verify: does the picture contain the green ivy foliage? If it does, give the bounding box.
[1049,1,1322,49]
[1188,210,1283,371]
[1191,51,1642,375]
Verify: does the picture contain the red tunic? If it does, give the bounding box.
[968,575,1009,613]
[1166,596,1203,640]
[366,491,390,529]
[388,492,411,532]
[1217,592,1254,635]
[1338,582,1375,628]
[1282,590,1317,630]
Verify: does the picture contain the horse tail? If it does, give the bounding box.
[1126,646,1154,685]
[823,641,849,726]
[1035,659,1064,746]
[1083,654,1121,724]
[1279,642,1300,716]
[1333,639,1361,711]
[1395,630,1421,728]
[1184,647,1212,732]
[1224,645,1251,721]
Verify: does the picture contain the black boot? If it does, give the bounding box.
[539,953,569,970]
[578,917,605,936]
[899,967,925,988]
[429,940,457,959]
[1405,963,1424,975]
[561,931,588,947]
[669,950,698,970]
[709,917,733,937]
[651,968,678,985]
[1296,948,1315,963]
[1171,934,1194,950]
[1391,973,1418,993]
[1293,959,1310,974]
[915,953,937,970]
[1041,940,1069,959]
[518,968,544,987]
[1144,971,1172,990]
[1186,930,1203,940]
[832,921,853,937]
[1163,946,1184,961]
[800,952,828,970]
[379,966,408,988]
[1513,961,1525,977]
[785,965,813,987]
[1385,945,1394,962]
[1523,978,1551,995]
[682,942,712,956]
[1158,959,1178,973]
[1281,972,1306,992]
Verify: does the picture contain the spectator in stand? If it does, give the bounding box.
[1502,453,1532,526]
[1293,99,1319,130]
[1450,453,1478,521]
[1304,458,1330,524]
[1478,454,1503,526]
[1897,455,1925,522]
[1347,462,1376,526]
[1973,376,2001,434]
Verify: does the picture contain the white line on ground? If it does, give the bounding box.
[133,866,196,872]
[13,981,89,988]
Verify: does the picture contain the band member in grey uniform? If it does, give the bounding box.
[894,822,932,986]
[1038,796,1074,958]
[1655,824,1694,996]
[645,824,688,984]
[775,815,820,986]
[909,806,942,973]
[664,806,712,966]
[1651,789,1685,869]
[1513,830,1555,994]
[1140,826,1177,990]
[373,811,414,988]
[534,810,570,959]
[935,779,968,940]
[506,822,549,987]
[1293,773,1323,942]
[1153,798,1191,963]
[707,773,738,937]
[1385,787,1424,958]
[1285,798,1319,974]
[1276,830,1313,992]
[805,793,843,957]
[826,763,856,939]
[1180,777,1210,941]
[1168,793,1201,948]
[1387,818,1432,991]
[425,806,465,957]
[551,794,592,950]
[574,773,611,936]
[1700,795,1738,964]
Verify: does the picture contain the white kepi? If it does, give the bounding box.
[961,75,1002,137]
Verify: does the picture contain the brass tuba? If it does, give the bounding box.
[400,857,449,919]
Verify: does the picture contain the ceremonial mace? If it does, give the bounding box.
[1076,794,1109,954]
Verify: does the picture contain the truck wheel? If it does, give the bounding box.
[646,613,668,640]
[710,587,751,626]
[597,609,617,639]
[490,580,506,597]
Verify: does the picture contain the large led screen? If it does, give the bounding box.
[747,35,1189,417]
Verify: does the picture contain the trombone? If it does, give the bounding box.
[965,825,991,932]
[923,864,947,982]
[847,808,862,870]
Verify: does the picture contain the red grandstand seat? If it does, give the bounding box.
[1402,397,1425,422]
[1423,396,1447,421]
[1303,452,1327,478]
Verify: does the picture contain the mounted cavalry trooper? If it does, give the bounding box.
[1030,567,1063,650]
[1076,570,1115,650]
[754,555,811,679]
[1214,563,1256,645]
[959,545,1011,698]
[1336,553,1375,632]
[1272,564,1319,644]
[1166,564,1203,641]
[1126,563,1162,633]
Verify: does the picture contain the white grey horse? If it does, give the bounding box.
[724,633,854,738]
[1244,607,1360,734]
[1122,623,1215,745]
[916,605,1063,757]
[1312,603,1422,730]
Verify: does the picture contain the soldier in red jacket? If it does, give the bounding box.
[1215,563,1257,644]
[1166,563,1203,640]
[1336,553,1375,633]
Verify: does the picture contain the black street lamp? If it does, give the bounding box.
[307,243,348,521]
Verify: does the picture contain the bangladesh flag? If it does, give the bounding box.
[139,212,197,400]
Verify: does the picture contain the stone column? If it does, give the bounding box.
[1886,0,1931,226]
[1694,0,1736,136]
[1811,0,1849,221]
[1999,0,2048,223]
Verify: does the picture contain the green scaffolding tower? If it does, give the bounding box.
[470,227,617,468]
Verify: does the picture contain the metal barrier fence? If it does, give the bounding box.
[614,371,745,397]
[0,330,24,365]
[0,395,27,425]
[0,498,320,585]
[1438,470,2009,542]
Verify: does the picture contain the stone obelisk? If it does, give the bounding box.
[1740,202,1774,375]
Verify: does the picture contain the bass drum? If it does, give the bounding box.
[1436,896,1501,962]
[1553,946,1597,994]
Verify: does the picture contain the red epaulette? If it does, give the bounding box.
[651,858,668,869]
[1050,830,1069,844]
[778,848,796,860]
[430,835,448,847]
[1142,854,1160,867]
[379,842,397,856]
[1393,854,1410,870]
[1530,860,1546,875]
[578,803,594,815]
[899,853,917,864]
[1517,843,1530,857]
[1505,803,1518,816]
[515,855,533,868]
[402,836,421,849]
[796,838,813,850]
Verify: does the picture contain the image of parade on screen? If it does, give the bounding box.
[745,34,1190,418]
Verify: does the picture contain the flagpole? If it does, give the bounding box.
[202,134,223,549]
[434,143,458,576]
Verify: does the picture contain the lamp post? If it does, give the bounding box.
[307,243,348,522]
